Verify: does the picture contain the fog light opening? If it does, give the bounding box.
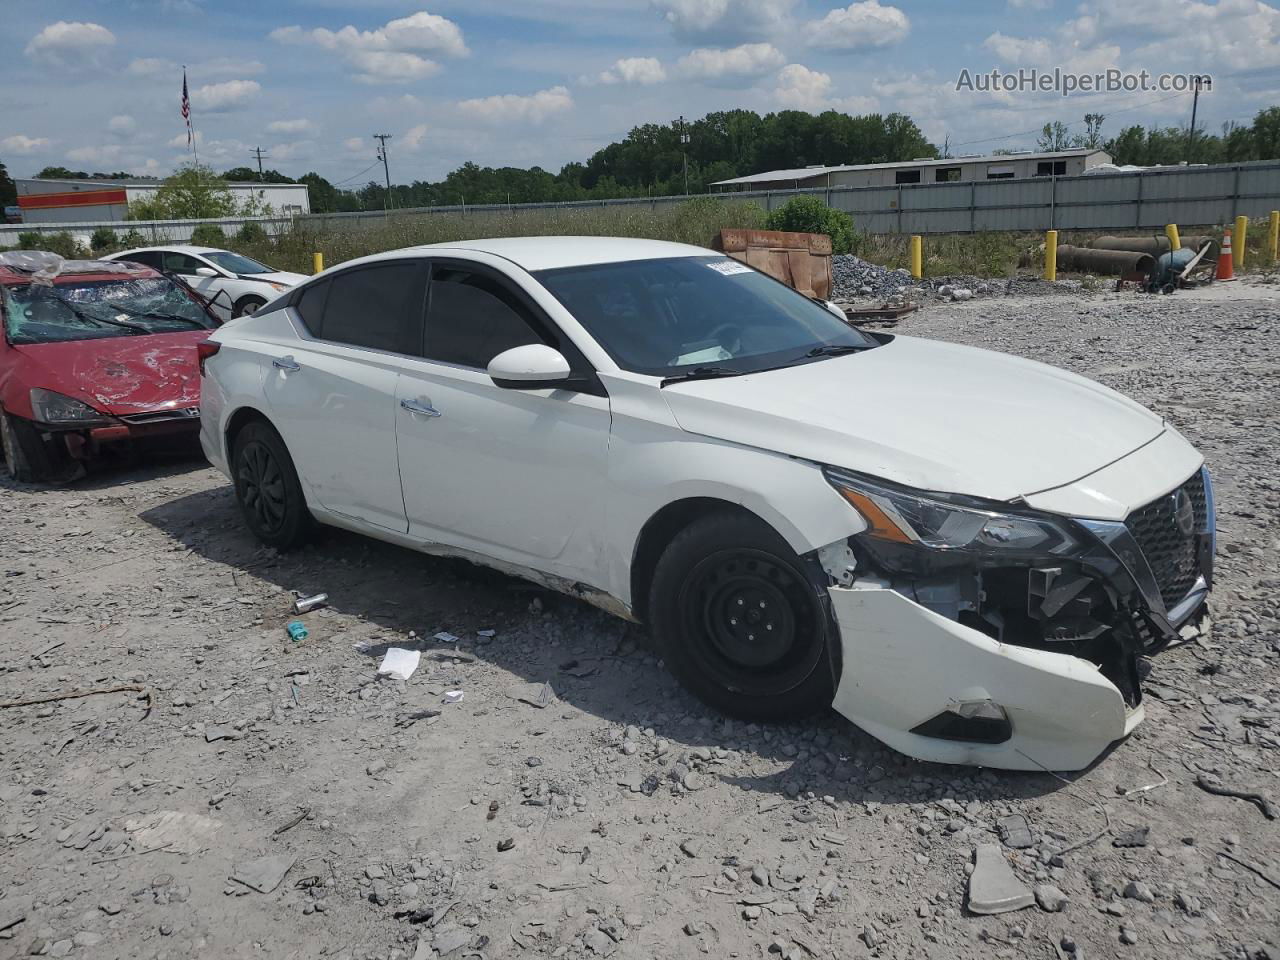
[910,699,1013,744]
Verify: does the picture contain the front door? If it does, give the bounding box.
[264,259,427,532]
[395,262,610,577]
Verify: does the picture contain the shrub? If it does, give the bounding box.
[16,232,43,250]
[18,231,82,258]
[119,229,147,248]
[765,196,856,254]
[190,223,227,247]
[236,220,268,243]
[90,227,118,254]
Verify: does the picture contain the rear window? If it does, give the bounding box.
[299,263,425,355]
[3,276,214,345]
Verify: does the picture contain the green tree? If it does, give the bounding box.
[1037,121,1072,151]
[1252,106,1280,160]
[129,163,239,220]
[0,160,16,208]
[89,228,118,253]
[190,223,226,246]
[298,172,338,212]
[765,195,856,254]
[1075,114,1105,149]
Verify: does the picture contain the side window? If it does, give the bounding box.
[162,252,203,275]
[123,251,161,269]
[318,262,424,355]
[424,267,547,368]
[293,279,329,337]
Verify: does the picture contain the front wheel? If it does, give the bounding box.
[231,420,312,548]
[232,296,266,318]
[1,409,55,483]
[649,512,836,722]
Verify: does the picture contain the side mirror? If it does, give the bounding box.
[195,266,218,278]
[488,344,571,390]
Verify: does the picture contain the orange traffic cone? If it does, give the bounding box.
[1217,227,1236,281]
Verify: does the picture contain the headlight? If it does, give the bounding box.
[267,282,287,291]
[29,388,111,426]
[825,468,1078,558]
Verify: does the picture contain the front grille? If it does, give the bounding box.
[1125,470,1206,609]
[120,408,200,425]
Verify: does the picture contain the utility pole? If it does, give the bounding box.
[676,116,690,195]
[1187,76,1203,161]
[251,147,269,181]
[373,134,393,212]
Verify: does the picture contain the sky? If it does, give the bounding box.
[2,0,1278,186]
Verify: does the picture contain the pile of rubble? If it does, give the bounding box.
[831,254,1084,303]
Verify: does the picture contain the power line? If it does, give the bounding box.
[374,134,393,212]
[952,91,1189,148]
[332,160,382,186]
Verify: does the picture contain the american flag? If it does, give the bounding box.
[181,70,191,147]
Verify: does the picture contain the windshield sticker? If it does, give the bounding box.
[705,259,752,277]
[673,345,732,366]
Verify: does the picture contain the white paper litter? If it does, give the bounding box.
[443,690,464,704]
[377,647,421,681]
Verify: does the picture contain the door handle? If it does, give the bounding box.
[400,398,441,418]
[272,356,301,372]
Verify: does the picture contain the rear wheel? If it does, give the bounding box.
[649,511,836,722]
[233,295,266,318]
[231,420,312,548]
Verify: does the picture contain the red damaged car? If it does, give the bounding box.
[0,253,219,482]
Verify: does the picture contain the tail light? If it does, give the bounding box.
[197,340,221,376]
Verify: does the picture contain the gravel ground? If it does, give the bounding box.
[1,279,1278,960]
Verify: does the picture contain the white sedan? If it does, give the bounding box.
[198,237,1214,771]
[104,245,308,319]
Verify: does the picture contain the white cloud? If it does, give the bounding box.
[197,57,266,77]
[652,0,798,42]
[1,134,51,155]
[268,119,315,134]
[25,21,116,66]
[458,86,573,124]
[774,64,833,110]
[403,124,430,149]
[677,43,785,81]
[595,57,667,86]
[270,11,467,84]
[194,80,261,111]
[66,144,126,165]
[127,57,174,76]
[983,32,1054,63]
[343,137,366,152]
[108,115,137,135]
[1008,0,1053,7]
[805,1,910,50]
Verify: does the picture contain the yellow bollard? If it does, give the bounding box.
[1044,230,1058,282]
[909,235,922,279]
[1234,215,1247,272]
[1165,223,1181,252]
[1269,210,1279,265]
[313,252,324,275]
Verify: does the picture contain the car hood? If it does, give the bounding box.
[660,334,1165,503]
[13,331,208,416]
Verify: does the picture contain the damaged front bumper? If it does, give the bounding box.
[37,407,202,460]
[825,465,1214,772]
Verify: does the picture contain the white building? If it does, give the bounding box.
[712,149,1112,191]
[14,177,311,224]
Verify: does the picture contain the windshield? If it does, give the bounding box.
[534,256,876,377]
[3,276,214,345]
[204,251,275,275]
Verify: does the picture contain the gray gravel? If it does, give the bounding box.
[832,253,1096,302]
[0,281,1277,960]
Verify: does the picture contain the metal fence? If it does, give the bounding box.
[0,215,294,248]
[297,160,1280,237]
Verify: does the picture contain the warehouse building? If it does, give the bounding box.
[13,177,311,224]
[711,148,1112,191]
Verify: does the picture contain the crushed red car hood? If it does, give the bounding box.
[13,331,208,416]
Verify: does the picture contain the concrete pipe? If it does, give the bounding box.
[1091,235,1216,257]
[1056,245,1156,276]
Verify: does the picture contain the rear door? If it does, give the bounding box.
[394,259,610,575]
[263,259,426,532]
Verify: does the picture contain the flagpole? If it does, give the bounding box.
[182,66,199,165]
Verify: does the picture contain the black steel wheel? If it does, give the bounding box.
[233,295,267,318]
[231,420,312,548]
[650,511,836,721]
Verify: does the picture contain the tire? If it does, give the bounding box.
[232,295,266,318]
[0,408,52,483]
[230,420,312,549]
[649,511,836,722]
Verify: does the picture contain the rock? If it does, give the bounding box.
[1120,925,1139,945]
[0,897,30,934]
[72,932,102,947]
[1123,880,1155,904]
[366,760,388,776]
[860,926,878,948]
[682,771,705,791]
[432,926,472,956]
[1174,888,1202,916]
[98,902,122,916]
[996,814,1034,849]
[751,866,770,887]
[683,921,702,936]
[967,844,1034,915]
[1035,885,1068,912]
[1112,826,1150,848]
[679,838,701,858]
[231,853,296,894]
[742,906,761,920]
[48,940,72,958]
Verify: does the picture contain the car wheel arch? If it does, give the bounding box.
[630,497,791,625]
[224,405,275,460]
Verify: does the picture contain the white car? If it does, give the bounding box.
[198,237,1214,772]
[103,245,308,319]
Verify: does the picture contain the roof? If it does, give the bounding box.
[712,149,1110,186]
[16,178,305,189]
[108,245,227,256]
[411,236,717,271]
